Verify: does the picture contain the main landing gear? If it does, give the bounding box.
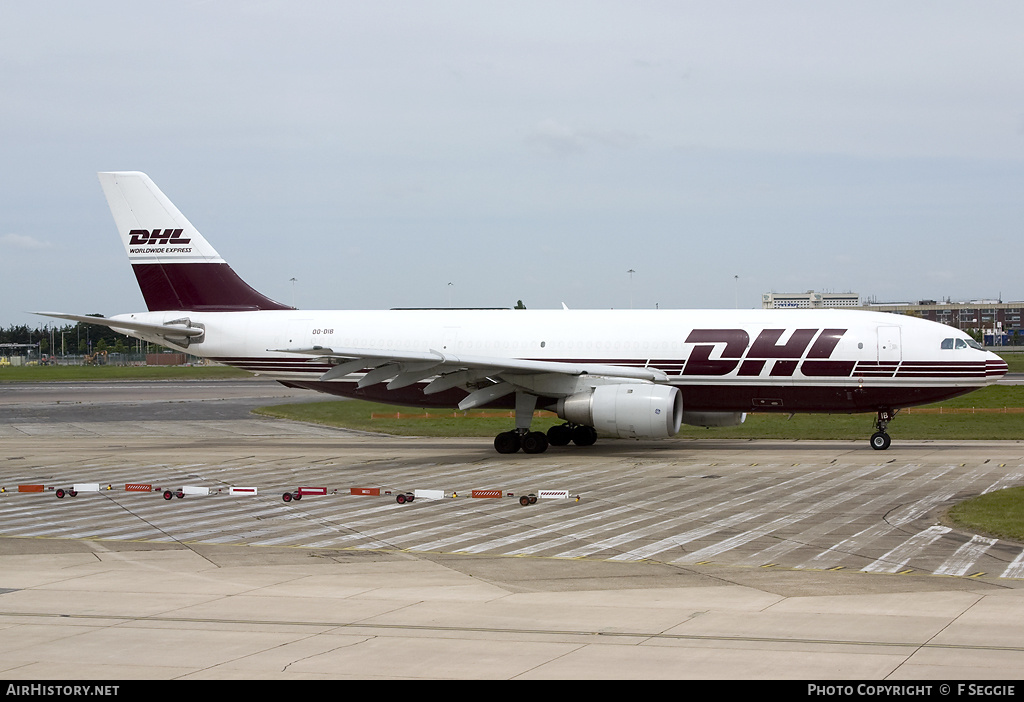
[870,408,898,451]
[495,429,547,454]
[493,391,598,455]
[493,423,598,455]
[546,423,597,447]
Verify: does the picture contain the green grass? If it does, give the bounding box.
[947,487,1024,542]
[5,356,1022,441]
[254,384,1024,441]
[1001,352,1024,373]
[0,365,251,382]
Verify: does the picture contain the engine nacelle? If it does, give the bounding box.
[557,384,682,439]
[681,411,747,428]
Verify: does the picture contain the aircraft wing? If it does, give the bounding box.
[271,344,669,409]
[34,312,205,338]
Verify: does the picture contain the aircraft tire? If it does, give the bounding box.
[572,426,598,447]
[494,431,521,454]
[547,424,572,446]
[522,431,549,454]
[870,431,891,451]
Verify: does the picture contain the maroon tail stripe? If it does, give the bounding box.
[133,263,293,312]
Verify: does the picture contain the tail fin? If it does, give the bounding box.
[98,171,293,312]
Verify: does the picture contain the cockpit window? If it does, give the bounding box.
[942,337,984,351]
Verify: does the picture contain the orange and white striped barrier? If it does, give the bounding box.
[471,489,502,499]
[4,478,580,508]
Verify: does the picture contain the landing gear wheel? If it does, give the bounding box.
[870,431,891,451]
[546,424,572,446]
[494,431,521,454]
[521,431,549,454]
[870,408,896,451]
[571,425,598,447]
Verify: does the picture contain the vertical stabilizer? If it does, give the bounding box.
[98,171,292,312]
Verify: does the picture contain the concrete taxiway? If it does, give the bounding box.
[2,378,1024,679]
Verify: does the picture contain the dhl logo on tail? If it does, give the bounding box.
[128,229,192,246]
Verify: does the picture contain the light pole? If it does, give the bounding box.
[627,269,635,309]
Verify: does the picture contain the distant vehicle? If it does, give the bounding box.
[39,172,1008,453]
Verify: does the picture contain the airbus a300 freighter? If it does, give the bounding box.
[38,172,1008,454]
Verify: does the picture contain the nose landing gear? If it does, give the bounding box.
[870,409,898,450]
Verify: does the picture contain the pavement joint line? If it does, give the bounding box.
[3,608,1024,652]
[3,534,1024,581]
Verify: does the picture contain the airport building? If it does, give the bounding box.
[762,292,861,309]
[861,299,1022,344]
[764,291,1023,345]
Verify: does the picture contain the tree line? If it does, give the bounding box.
[1,319,139,356]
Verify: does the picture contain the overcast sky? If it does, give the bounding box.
[2,1,1023,328]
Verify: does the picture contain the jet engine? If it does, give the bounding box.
[556,384,682,439]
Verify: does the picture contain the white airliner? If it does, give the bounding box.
[39,172,1008,454]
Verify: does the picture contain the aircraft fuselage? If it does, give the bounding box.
[110,307,1006,415]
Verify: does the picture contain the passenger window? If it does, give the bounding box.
[941,338,954,350]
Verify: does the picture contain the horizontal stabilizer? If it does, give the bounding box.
[34,312,205,337]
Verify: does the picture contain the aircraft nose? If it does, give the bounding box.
[984,351,1009,380]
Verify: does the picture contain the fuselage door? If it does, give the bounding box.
[877,326,902,363]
